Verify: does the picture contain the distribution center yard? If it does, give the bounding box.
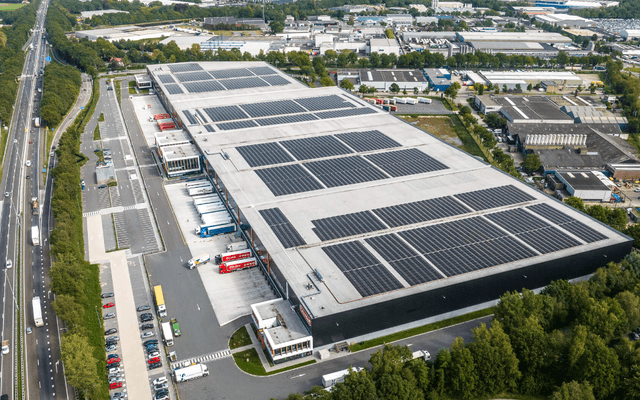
[0,3,25,10]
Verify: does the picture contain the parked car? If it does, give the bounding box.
[149,362,162,370]
[630,332,640,341]
[105,328,117,335]
[155,389,169,397]
[108,377,124,384]
[106,336,119,342]
[105,340,117,347]
[109,382,123,390]
[153,383,168,391]
[141,323,154,331]
[105,345,116,352]
[146,346,159,353]
[144,340,159,347]
[106,363,120,369]
[104,313,116,320]
[140,313,153,322]
[141,331,155,339]
[103,302,115,309]
[101,293,114,299]
[148,352,160,359]
[148,357,161,364]
[111,393,125,400]
[137,305,151,312]
[107,358,120,365]
[108,368,121,375]
[153,377,167,386]
[107,354,119,360]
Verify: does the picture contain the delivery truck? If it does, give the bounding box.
[187,253,210,269]
[322,367,364,388]
[174,364,209,383]
[215,249,251,265]
[154,285,167,317]
[219,257,257,274]
[161,321,174,346]
[31,197,39,215]
[1,340,8,355]
[411,350,431,361]
[226,242,247,252]
[31,226,40,246]
[33,296,43,327]
[34,117,40,128]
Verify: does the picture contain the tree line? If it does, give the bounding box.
[40,62,82,128]
[0,0,39,126]
[286,251,640,400]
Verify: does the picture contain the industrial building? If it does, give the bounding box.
[135,75,152,90]
[555,171,612,202]
[154,130,201,177]
[476,96,575,124]
[368,38,401,55]
[456,31,572,43]
[534,14,595,27]
[424,68,452,91]
[336,69,429,92]
[479,71,585,88]
[75,25,178,42]
[146,61,632,347]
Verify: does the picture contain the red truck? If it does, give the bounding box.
[219,258,257,274]
[215,250,251,265]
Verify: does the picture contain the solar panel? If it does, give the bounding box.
[280,136,353,161]
[164,84,184,95]
[183,81,225,93]
[336,130,402,152]
[183,111,198,125]
[220,77,270,90]
[204,125,215,132]
[373,196,472,228]
[526,203,576,224]
[365,148,448,177]
[236,143,294,167]
[174,71,213,82]
[203,105,248,122]
[157,74,175,84]
[168,63,203,72]
[322,241,403,297]
[259,208,306,248]
[254,164,323,196]
[216,120,259,131]
[366,234,444,285]
[196,109,208,123]
[315,108,377,119]
[258,75,290,87]
[249,66,278,76]
[210,68,254,79]
[454,185,536,211]
[305,156,387,188]
[255,114,318,126]
[560,221,608,243]
[515,226,582,254]
[296,95,356,112]
[241,100,306,118]
[485,208,550,235]
[312,211,387,241]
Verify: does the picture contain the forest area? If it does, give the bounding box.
[40,62,82,127]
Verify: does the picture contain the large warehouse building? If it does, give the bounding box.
[147,61,633,346]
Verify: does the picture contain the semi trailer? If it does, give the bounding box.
[219,258,257,274]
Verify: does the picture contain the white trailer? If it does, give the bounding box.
[174,364,209,382]
[188,187,213,196]
[185,181,211,189]
[31,226,40,246]
[417,97,432,104]
[32,296,43,327]
[322,367,363,388]
[226,241,248,252]
[411,350,431,361]
[161,321,174,346]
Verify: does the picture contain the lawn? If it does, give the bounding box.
[229,326,252,349]
[626,67,640,73]
[233,348,316,376]
[0,3,25,10]
[93,125,100,140]
[399,115,485,159]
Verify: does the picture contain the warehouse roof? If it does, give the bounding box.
[494,96,574,122]
[149,61,630,319]
[558,171,610,191]
[358,69,427,83]
[457,31,572,43]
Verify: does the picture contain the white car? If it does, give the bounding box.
[148,352,160,359]
[6,259,12,269]
[108,367,121,374]
[26,160,31,167]
[141,331,155,339]
[153,377,167,386]
[634,188,640,192]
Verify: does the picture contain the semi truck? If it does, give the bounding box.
[161,321,174,346]
[186,181,211,189]
[34,117,40,128]
[411,350,431,361]
[31,226,40,246]
[196,203,226,217]
[219,257,257,274]
[188,186,213,196]
[31,197,39,215]
[322,367,364,388]
[215,249,251,265]
[196,222,236,238]
[1,341,8,355]
[226,242,248,252]
[174,364,209,383]
[154,285,167,317]
[200,211,230,225]
[187,253,210,269]
[33,296,43,327]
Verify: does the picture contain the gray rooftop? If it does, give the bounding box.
[150,61,631,320]
[356,69,427,83]
[495,96,574,122]
[255,299,310,345]
[558,171,611,191]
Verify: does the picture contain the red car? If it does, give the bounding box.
[107,357,120,364]
[103,302,115,309]
[109,382,123,390]
[148,357,160,364]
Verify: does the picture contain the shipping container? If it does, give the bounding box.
[390,105,398,111]
[406,98,417,105]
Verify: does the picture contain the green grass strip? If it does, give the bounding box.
[93,125,100,140]
[229,326,252,349]
[233,348,316,376]
[349,307,494,353]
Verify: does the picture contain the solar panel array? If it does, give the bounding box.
[312,211,387,241]
[296,95,355,112]
[336,130,402,152]
[261,75,291,86]
[256,114,318,126]
[249,66,277,76]
[164,84,184,95]
[210,68,254,79]
[183,81,225,93]
[315,108,378,119]
[217,120,259,131]
[365,149,449,177]
[167,63,203,72]
[236,143,294,167]
[454,185,536,211]
[373,196,472,228]
[174,71,213,82]
[241,100,306,118]
[195,109,208,123]
[526,203,608,243]
[254,164,323,196]
[157,74,176,84]
[204,125,215,132]
[280,136,353,160]
[203,106,247,122]
[305,156,388,188]
[220,77,270,90]
[183,111,198,125]
[259,208,306,248]
[322,241,403,297]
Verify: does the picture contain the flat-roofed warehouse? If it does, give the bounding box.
[147,61,632,346]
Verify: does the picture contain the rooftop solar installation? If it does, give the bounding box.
[255,114,318,126]
[259,208,306,248]
[204,125,215,132]
[305,156,388,188]
[560,221,608,243]
[174,71,214,82]
[255,164,324,196]
[157,74,175,84]
[241,100,306,118]
[248,66,278,76]
[195,109,208,123]
[365,148,448,177]
[485,208,551,235]
[366,234,444,285]
[315,107,378,119]
[454,185,536,211]
[526,203,576,224]
[515,226,582,254]
[183,81,225,93]
[295,95,356,112]
[280,135,353,161]
[209,68,254,79]
[167,63,203,72]
[203,105,248,122]
[164,84,184,95]
[373,196,471,228]
[336,130,402,152]
[312,211,387,241]
[220,77,270,90]
[183,111,198,125]
[216,120,259,131]
[260,75,291,86]
[236,142,294,167]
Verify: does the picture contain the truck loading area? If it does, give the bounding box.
[164,182,276,325]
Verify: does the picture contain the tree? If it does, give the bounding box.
[331,369,377,400]
[522,153,541,173]
[390,83,400,94]
[550,381,596,400]
[61,333,102,398]
[413,87,419,95]
[449,337,476,399]
[270,21,284,34]
[515,83,522,91]
[319,76,335,87]
[340,79,354,91]
[485,113,506,129]
[527,83,533,91]
[444,85,459,100]
[565,196,585,212]
[52,294,85,331]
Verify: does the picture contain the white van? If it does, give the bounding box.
[26,160,31,167]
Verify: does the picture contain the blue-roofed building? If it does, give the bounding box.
[424,68,452,91]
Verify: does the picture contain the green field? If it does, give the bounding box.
[0,3,26,10]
